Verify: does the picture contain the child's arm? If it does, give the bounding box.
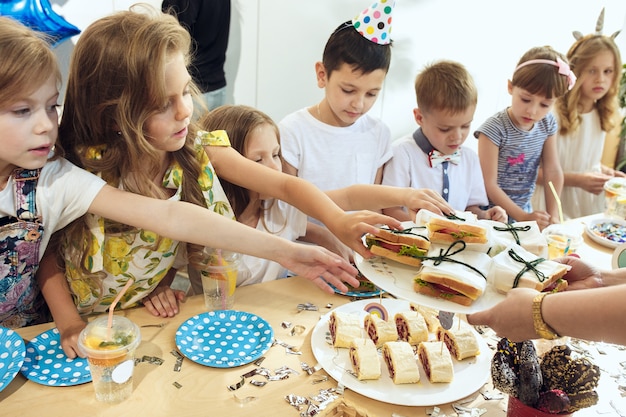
[299,222,353,263]
[88,185,360,292]
[325,185,453,219]
[477,134,532,221]
[540,134,564,224]
[141,267,186,318]
[206,145,402,256]
[36,247,87,359]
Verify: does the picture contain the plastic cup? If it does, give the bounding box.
[78,315,141,403]
[192,249,241,311]
[542,224,583,260]
[604,177,626,219]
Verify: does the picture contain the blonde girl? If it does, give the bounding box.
[533,28,624,218]
[0,15,358,336]
[38,5,413,358]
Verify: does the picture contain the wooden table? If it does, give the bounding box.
[1,216,624,417]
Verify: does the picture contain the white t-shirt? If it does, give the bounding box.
[239,199,307,286]
[279,108,392,191]
[382,135,488,210]
[0,158,106,260]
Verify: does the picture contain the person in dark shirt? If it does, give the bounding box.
[162,0,230,110]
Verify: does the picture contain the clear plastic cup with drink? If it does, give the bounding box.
[191,248,246,311]
[78,315,141,403]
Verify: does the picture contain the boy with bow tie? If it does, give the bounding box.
[382,60,507,222]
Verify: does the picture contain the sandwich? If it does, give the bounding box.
[382,341,421,384]
[364,313,398,348]
[413,248,491,306]
[348,338,381,381]
[328,311,362,348]
[418,341,454,383]
[365,226,430,267]
[427,216,488,245]
[482,220,548,257]
[394,310,429,346]
[436,320,480,360]
[488,244,570,294]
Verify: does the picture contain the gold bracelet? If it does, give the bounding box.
[532,293,560,340]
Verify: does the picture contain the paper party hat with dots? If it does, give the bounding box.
[352,0,395,45]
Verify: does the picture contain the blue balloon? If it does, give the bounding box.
[0,0,80,46]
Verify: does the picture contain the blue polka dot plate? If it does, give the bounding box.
[0,327,26,393]
[20,328,91,386]
[175,310,274,368]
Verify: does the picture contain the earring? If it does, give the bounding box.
[116,131,122,136]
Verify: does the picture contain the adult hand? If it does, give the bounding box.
[466,288,539,342]
[554,256,603,290]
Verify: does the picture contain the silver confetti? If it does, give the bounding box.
[249,379,267,387]
[227,376,245,391]
[172,381,182,389]
[233,394,258,404]
[297,302,318,312]
[281,321,292,329]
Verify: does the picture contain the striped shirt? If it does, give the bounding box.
[474,108,557,211]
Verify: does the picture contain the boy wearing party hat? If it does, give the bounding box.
[382,60,508,222]
[280,1,394,199]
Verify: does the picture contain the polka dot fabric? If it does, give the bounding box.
[352,0,395,45]
[0,327,25,392]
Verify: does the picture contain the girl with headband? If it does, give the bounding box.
[474,45,574,229]
[532,9,625,218]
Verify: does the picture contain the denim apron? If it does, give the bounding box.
[0,169,49,328]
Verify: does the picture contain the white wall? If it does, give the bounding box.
[47,0,626,151]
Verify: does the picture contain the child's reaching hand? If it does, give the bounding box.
[325,210,401,260]
[404,189,454,220]
[278,244,359,294]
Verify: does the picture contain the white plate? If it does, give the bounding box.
[0,327,25,393]
[354,253,504,314]
[175,310,274,368]
[311,299,492,406]
[584,217,626,249]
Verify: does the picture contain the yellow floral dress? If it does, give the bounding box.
[66,130,235,313]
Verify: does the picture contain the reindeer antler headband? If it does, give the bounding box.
[573,7,620,40]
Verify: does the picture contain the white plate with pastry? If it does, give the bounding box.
[311,299,492,406]
[354,252,504,314]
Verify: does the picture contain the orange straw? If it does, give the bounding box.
[107,278,134,340]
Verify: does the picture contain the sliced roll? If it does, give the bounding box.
[382,341,420,384]
[328,311,362,348]
[436,321,480,360]
[409,303,441,333]
[348,338,381,380]
[418,341,454,383]
[364,314,398,348]
[394,310,429,346]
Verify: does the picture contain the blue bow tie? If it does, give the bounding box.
[429,150,461,167]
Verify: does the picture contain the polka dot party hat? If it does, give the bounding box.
[352,0,395,45]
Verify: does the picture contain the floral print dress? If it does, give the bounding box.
[0,169,49,327]
[65,131,235,313]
